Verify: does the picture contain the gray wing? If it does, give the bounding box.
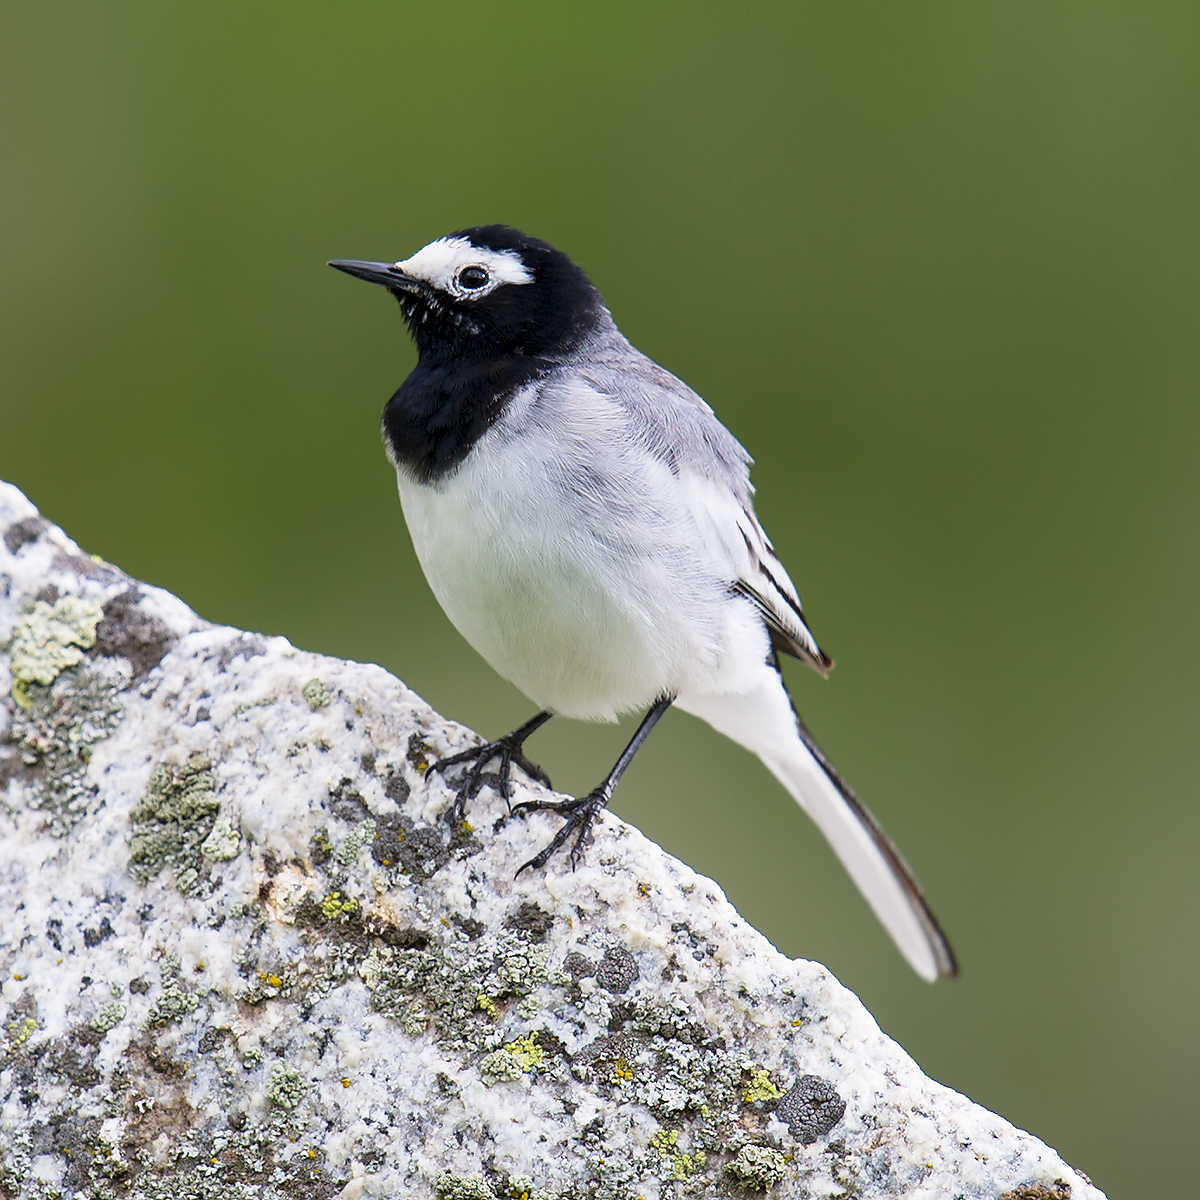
[577,338,832,675]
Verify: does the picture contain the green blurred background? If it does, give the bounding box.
[2,3,1196,1193]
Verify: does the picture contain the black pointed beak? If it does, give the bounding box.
[327,259,418,290]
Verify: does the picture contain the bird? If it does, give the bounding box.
[329,226,957,981]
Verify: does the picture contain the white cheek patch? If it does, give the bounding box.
[396,236,533,295]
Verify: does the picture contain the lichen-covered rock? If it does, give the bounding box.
[0,480,1106,1200]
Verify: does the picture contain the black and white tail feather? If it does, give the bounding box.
[329,224,958,982]
[675,472,956,981]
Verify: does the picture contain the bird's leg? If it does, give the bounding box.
[428,710,553,826]
[514,695,674,874]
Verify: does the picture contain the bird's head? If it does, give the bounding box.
[330,225,603,362]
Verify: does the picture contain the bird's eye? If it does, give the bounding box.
[458,265,489,290]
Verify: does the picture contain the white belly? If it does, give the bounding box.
[397,417,767,720]
[400,470,648,718]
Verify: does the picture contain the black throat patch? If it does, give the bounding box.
[382,351,545,483]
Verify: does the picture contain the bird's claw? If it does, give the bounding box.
[428,733,552,826]
[513,791,608,876]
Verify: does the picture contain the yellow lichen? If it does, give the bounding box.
[503,1033,544,1071]
[321,891,359,921]
[5,1017,37,1049]
[650,1129,704,1179]
[743,1066,783,1103]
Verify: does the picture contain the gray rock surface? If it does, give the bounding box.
[0,480,1104,1200]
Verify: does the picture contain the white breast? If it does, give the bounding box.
[396,380,769,720]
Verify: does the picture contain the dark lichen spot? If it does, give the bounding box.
[54,550,123,583]
[407,731,431,771]
[71,1021,105,1048]
[563,952,595,981]
[579,1115,605,1143]
[383,767,411,805]
[0,741,35,794]
[573,1031,635,1075]
[41,1038,100,1088]
[328,779,369,823]
[776,1074,846,1144]
[532,1027,567,1064]
[306,836,332,876]
[396,821,451,881]
[3,516,47,554]
[29,1114,101,1192]
[365,915,431,951]
[451,913,485,940]
[999,1185,1073,1200]
[91,586,176,677]
[199,1026,235,1053]
[215,634,267,671]
[126,1029,191,1079]
[82,916,114,948]
[128,976,150,995]
[371,812,406,867]
[504,901,555,943]
[597,946,639,994]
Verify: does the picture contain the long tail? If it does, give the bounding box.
[677,674,957,982]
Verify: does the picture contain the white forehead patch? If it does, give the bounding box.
[395,236,533,296]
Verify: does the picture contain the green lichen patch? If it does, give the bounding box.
[506,1175,561,1200]
[335,817,376,866]
[200,816,241,861]
[357,930,552,1053]
[302,678,332,710]
[480,1046,524,1085]
[8,594,104,708]
[266,1060,308,1109]
[89,1001,126,1034]
[129,753,221,894]
[147,960,200,1028]
[78,1107,346,1200]
[727,1143,787,1190]
[9,652,125,835]
[481,1033,545,1085]
[434,1173,494,1200]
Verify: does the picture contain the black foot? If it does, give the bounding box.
[427,716,553,826]
[512,790,609,875]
